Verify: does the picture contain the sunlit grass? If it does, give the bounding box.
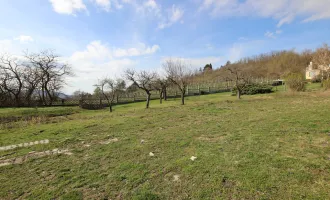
[1,88,330,199]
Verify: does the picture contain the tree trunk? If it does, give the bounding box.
[109,104,112,112]
[164,88,167,101]
[146,93,151,108]
[159,91,163,104]
[237,88,241,100]
[181,91,185,105]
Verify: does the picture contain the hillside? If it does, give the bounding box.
[1,85,330,199]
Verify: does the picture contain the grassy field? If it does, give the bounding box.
[1,86,330,199]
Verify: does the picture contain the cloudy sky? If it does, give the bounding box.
[0,0,330,94]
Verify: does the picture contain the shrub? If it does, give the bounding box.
[311,75,322,83]
[322,79,330,90]
[285,73,306,92]
[232,83,273,95]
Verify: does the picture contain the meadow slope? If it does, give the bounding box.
[1,90,330,199]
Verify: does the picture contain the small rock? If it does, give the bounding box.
[64,152,73,156]
[34,141,39,145]
[190,156,197,161]
[110,138,119,142]
[149,152,155,157]
[173,175,180,181]
[140,140,145,144]
[23,143,29,147]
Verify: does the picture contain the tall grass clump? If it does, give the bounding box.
[285,73,306,92]
[322,79,330,90]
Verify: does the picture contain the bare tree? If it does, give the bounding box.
[224,64,250,100]
[163,59,192,105]
[22,65,40,105]
[98,78,121,112]
[312,43,330,80]
[125,69,156,108]
[24,50,73,105]
[153,78,169,104]
[0,54,24,106]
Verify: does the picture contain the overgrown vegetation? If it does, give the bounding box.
[285,73,306,91]
[232,83,273,95]
[322,79,330,90]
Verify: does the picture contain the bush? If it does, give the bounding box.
[311,75,322,83]
[285,73,306,92]
[232,83,273,95]
[322,79,330,90]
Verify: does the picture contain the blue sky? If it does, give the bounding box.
[0,0,330,94]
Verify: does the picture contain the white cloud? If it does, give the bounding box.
[71,41,112,62]
[71,40,160,61]
[14,35,34,43]
[49,0,87,15]
[265,31,276,39]
[65,40,160,93]
[91,0,123,11]
[200,0,330,27]
[158,5,184,29]
[135,0,162,18]
[265,29,283,39]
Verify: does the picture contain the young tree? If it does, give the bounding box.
[163,59,192,105]
[125,69,156,108]
[153,78,170,104]
[224,64,250,100]
[98,78,121,112]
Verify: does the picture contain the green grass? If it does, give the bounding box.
[1,89,330,199]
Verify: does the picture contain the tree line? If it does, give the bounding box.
[94,59,192,112]
[1,43,329,108]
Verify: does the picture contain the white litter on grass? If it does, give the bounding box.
[190,156,197,161]
[0,139,50,151]
[149,152,155,157]
[140,140,145,144]
[173,175,180,181]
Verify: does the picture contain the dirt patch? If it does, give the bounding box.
[0,149,72,167]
